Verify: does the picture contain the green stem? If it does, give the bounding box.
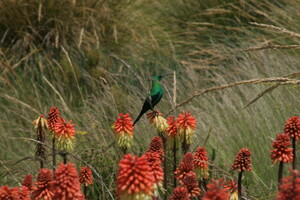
[52,137,56,172]
[238,171,243,200]
[278,161,284,187]
[162,136,168,200]
[293,137,296,170]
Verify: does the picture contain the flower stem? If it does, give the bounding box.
[84,185,87,198]
[162,136,168,200]
[173,139,177,188]
[293,136,296,170]
[238,171,243,200]
[62,152,67,164]
[182,132,189,154]
[278,161,284,187]
[52,137,56,172]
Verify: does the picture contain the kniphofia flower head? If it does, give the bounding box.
[147,136,164,162]
[277,169,300,200]
[170,186,190,200]
[181,171,201,197]
[0,186,31,200]
[176,111,197,144]
[232,148,252,172]
[145,152,164,196]
[271,133,293,164]
[284,116,300,140]
[32,168,54,200]
[147,111,168,136]
[113,113,134,150]
[53,162,84,200]
[175,152,194,183]
[166,116,179,150]
[22,174,33,191]
[79,166,93,187]
[202,179,230,200]
[224,180,238,200]
[33,115,48,130]
[53,117,76,151]
[47,107,61,132]
[116,154,155,200]
[193,147,209,180]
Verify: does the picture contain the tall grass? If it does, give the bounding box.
[1,0,300,199]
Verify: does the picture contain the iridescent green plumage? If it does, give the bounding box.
[134,74,171,125]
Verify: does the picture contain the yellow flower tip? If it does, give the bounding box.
[32,115,48,130]
[57,135,76,151]
[116,132,134,149]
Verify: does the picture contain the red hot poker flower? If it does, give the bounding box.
[147,136,164,162]
[170,186,190,200]
[79,166,93,187]
[232,148,252,172]
[145,152,164,195]
[202,179,230,200]
[32,168,54,200]
[284,116,300,140]
[53,117,76,151]
[175,152,194,183]
[147,111,168,135]
[116,154,155,200]
[53,162,84,200]
[47,107,61,132]
[176,111,197,144]
[167,116,178,138]
[277,169,300,200]
[22,174,33,191]
[0,186,30,200]
[271,133,293,164]
[193,147,209,180]
[113,113,134,149]
[181,171,201,197]
[224,180,238,200]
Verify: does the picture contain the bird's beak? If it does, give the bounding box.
[161,73,173,78]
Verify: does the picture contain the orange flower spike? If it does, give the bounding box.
[147,111,168,135]
[32,168,54,200]
[277,169,300,199]
[284,116,300,140]
[232,148,252,172]
[271,133,293,164]
[79,166,93,187]
[22,174,33,191]
[47,107,61,132]
[116,154,155,200]
[113,113,134,149]
[202,179,230,200]
[53,117,76,151]
[18,186,31,200]
[181,171,201,197]
[147,136,164,162]
[224,180,238,200]
[193,147,209,180]
[174,152,194,183]
[176,111,197,144]
[0,186,20,199]
[53,162,84,200]
[170,186,190,200]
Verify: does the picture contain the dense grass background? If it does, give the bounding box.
[1,0,300,199]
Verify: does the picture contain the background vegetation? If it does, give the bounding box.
[1,0,300,199]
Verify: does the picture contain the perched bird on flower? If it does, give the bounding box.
[175,152,194,184]
[53,117,76,151]
[193,147,209,180]
[170,186,190,200]
[116,154,155,200]
[113,113,134,150]
[147,111,168,135]
[134,74,172,125]
[79,166,93,187]
[271,133,293,164]
[202,179,230,200]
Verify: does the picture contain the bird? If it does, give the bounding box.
[133,73,172,126]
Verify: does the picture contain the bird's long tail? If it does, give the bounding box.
[133,108,147,126]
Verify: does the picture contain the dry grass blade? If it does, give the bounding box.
[243,71,300,108]
[0,94,40,114]
[167,77,300,115]
[244,44,300,51]
[250,22,300,39]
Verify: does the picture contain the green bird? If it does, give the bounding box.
[134,73,172,126]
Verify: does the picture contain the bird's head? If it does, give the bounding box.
[153,73,173,81]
